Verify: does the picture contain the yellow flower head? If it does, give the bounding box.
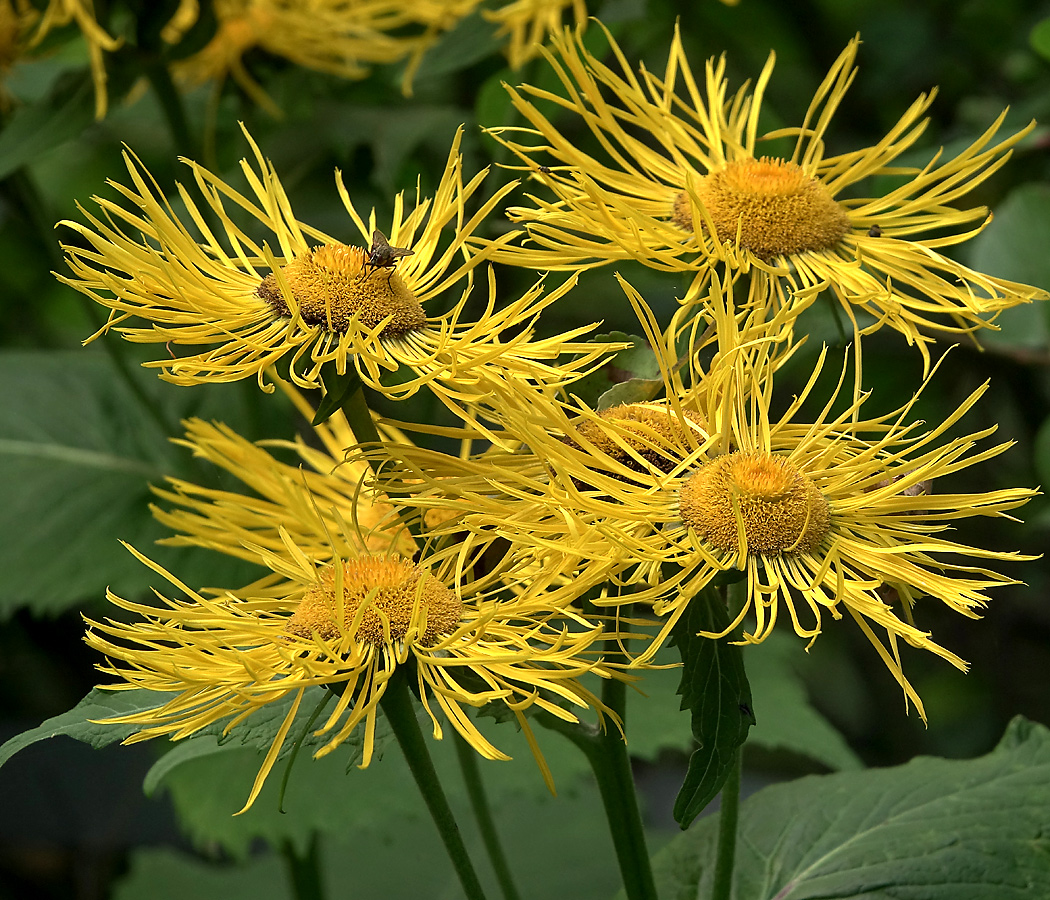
[486,23,1046,368]
[170,0,429,116]
[87,418,613,812]
[359,274,803,576]
[59,127,610,416]
[371,279,1037,719]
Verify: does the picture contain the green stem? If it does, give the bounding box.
[342,383,382,450]
[281,836,325,900]
[596,676,658,900]
[338,381,424,545]
[454,732,523,900]
[711,747,742,900]
[538,642,657,900]
[380,668,489,900]
[143,61,198,158]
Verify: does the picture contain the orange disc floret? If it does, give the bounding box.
[286,556,462,646]
[679,451,830,554]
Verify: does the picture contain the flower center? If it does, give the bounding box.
[286,556,462,646]
[257,243,426,337]
[570,403,707,473]
[672,157,850,259]
[679,451,830,554]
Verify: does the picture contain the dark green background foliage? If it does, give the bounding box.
[2,0,1050,897]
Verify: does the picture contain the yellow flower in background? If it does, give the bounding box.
[87,418,615,813]
[59,127,612,420]
[482,0,586,69]
[487,24,1046,369]
[169,0,428,116]
[152,416,416,565]
[19,0,120,118]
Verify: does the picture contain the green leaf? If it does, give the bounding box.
[117,748,621,900]
[651,716,1050,899]
[0,74,96,181]
[113,848,290,900]
[626,635,860,771]
[0,350,274,617]
[744,634,862,770]
[152,696,595,859]
[0,688,168,766]
[970,183,1050,350]
[571,332,664,409]
[410,11,501,82]
[0,686,333,772]
[312,367,362,425]
[671,588,755,827]
[1031,17,1050,62]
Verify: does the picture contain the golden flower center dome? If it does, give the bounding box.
[286,556,462,646]
[679,451,830,554]
[257,243,426,337]
[673,157,850,259]
[570,403,707,473]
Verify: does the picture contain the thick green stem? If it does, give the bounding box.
[711,747,742,900]
[539,635,657,900]
[281,836,325,900]
[380,669,489,900]
[595,675,658,900]
[454,732,522,900]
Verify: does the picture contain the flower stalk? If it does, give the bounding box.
[454,731,523,900]
[379,667,489,900]
[281,836,325,900]
[711,747,742,900]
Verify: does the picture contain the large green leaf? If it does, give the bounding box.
[0,74,95,181]
[0,688,169,765]
[744,634,862,770]
[410,11,501,81]
[113,848,291,900]
[627,635,860,771]
[0,350,277,617]
[671,588,755,827]
[152,698,596,859]
[116,747,622,900]
[650,716,1050,899]
[970,183,1050,350]
[0,686,336,771]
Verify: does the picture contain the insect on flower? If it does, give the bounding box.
[362,229,413,284]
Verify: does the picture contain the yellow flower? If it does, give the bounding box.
[0,1,30,80]
[482,0,587,69]
[24,0,121,118]
[169,0,429,116]
[87,418,613,812]
[361,274,799,598]
[59,127,611,417]
[152,416,416,565]
[370,277,1037,718]
[486,24,1046,369]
